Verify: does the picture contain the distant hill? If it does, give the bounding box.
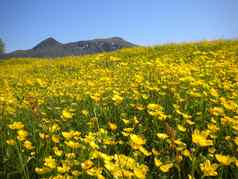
[0,37,136,59]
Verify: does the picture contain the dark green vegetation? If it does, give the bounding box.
[0,38,4,54]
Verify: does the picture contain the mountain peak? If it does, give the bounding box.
[33,37,61,50]
[1,37,136,59]
[110,37,124,40]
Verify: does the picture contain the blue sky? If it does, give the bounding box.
[0,0,237,52]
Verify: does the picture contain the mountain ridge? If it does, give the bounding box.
[0,37,136,59]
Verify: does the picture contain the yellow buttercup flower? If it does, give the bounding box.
[81,160,94,170]
[234,137,238,145]
[159,163,173,173]
[147,103,167,120]
[130,134,145,149]
[49,123,61,133]
[154,158,162,167]
[130,134,145,145]
[192,129,213,147]
[108,122,117,131]
[157,133,169,139]
[182,149,192,160]
[208,147,216,154]
[112,94,123,104]
[44,156,57,169]
[209,107,224,116]
[62,109,73,119]
[53,147,63,157]
[51,135,60,143]
[23,140,34,150]
[57,163,70,173]
[188,174,195,179]
[72,170,81,176]
[17,130,28,141]
[81,109,89,116]
[65,153,76,159]
[200,160,218,176]
[65,140,80,149]
[139,146,151,156]
[62,131,74,140]
[186,119,195,125]
[215,154,235,166]
[152,148,160,156]
[6,139,16,145]
[177,124,186,132]
[133,165,148,179]
[122,118,129,125]
[39,133,49,139]
[8,121,24,130]
[35,167,51,175]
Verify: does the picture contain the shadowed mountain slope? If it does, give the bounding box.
[0,37,136,59]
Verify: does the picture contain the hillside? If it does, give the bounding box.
[0,37,136,59]
[0,40,238,179]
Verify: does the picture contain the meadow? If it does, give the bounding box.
[0,40,238,179]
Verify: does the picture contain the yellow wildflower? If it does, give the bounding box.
[159,163,173,173]
[139,146,152,156]
[188,174,195,179]
[62,131,74,140]
[72,170,81,176]
[35,167,51,175]
[209,107,224,116]
[157,133,169,139]
[177,124,186,132]
[44,156,57,169]
[39,133,49,139]
[65,140,80,149]
[65,153,76,159]
[23,140,34,150]
[6,139,16,145]
[57,163,70,173]
[112,94,123,104]
[192,129,213,147]
[8,121,24,130]
[200,160,218,176]
[186,119,195,125]
[62,109,73,119]
[81,160,94,170]
[81,109,89,116]
[182,149,192,160]
[49,123,61,133]
[17,130,28,141]
[130,134,145,149]
[208,147,216,154]
[215,154,235,166]
[152,148,160,156]
[108,122,117,131]
[53,147,63,157]
[134,165,148,179]
[52,135,60,143]
[154,158,162,167]
[234,137,238,145]
[207,123,219,133]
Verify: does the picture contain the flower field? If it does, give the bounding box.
[1,40,238,178]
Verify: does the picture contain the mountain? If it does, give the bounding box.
[0,37,136,59]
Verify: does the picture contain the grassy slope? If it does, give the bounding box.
[0,40,238,178]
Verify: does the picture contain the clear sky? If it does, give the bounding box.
[0,0,237,52]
